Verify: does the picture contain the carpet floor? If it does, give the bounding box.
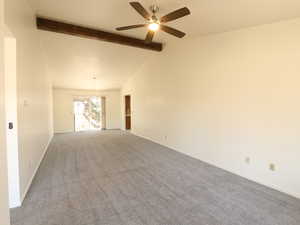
[10,130,300,225]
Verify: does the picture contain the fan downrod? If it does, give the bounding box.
[150,5,159,14]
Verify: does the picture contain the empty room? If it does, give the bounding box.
[1,0,300,224]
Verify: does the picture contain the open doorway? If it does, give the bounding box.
[73,96,102,132]
[125,95,131,130]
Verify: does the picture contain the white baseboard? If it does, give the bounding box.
[9,196,21,209]
[54,130,73,134]
[54,128,121,134]
[130,131,300,200]
[20,134,53,204]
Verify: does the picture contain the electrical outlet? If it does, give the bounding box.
[164,135,168,140]
[269,163,276,171]
[245,157,250,164]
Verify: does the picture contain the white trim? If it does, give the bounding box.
[5,36,21,209]
[54,130,74,134]
[20,135,53,204]
[55,129,121,135]
[8,194,20,209]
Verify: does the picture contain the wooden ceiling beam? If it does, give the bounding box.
[36,17,163,52]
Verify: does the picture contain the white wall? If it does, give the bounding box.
[0,0,11,223]
[4,0,53,204]
[122,18,300,198]
[53,88,121,133]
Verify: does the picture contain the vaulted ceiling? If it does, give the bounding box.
[28,0,300,90]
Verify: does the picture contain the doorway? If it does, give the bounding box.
[125,95,131,130]
[73,96,102,132]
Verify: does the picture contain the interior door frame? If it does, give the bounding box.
[5,34,21,208]
[124,95,131,130]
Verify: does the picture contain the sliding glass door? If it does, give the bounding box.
[73,96,102,132]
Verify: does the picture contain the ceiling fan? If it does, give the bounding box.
[116,2,191,43]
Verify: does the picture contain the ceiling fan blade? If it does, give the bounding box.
[160,25,186,38]
[145,30,155,43]
[160,7,191,23]
[129,2,151,20]
[116,24,147,31]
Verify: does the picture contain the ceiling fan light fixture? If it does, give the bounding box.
[148,22,160,31]
[116,2,191,41]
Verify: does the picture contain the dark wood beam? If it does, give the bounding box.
[36,17,163,52]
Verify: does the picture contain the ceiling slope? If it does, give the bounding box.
[30,0,300,90]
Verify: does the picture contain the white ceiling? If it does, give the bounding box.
[40,31,153,90]
[29,0,300,90]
